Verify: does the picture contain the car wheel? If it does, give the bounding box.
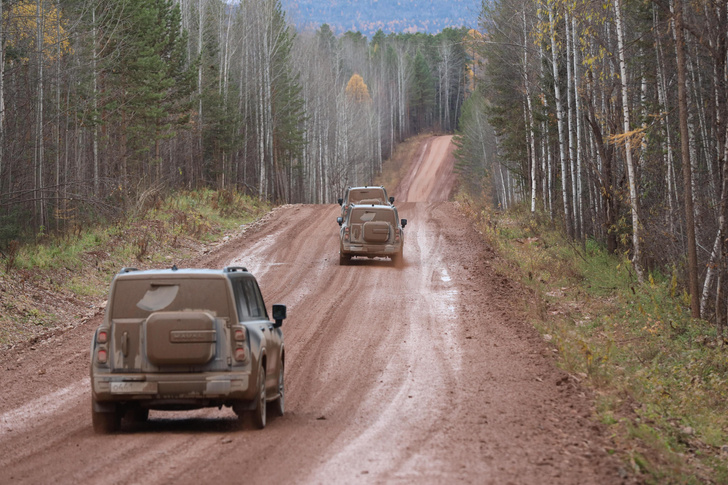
[392,250,403,267]
[92,401,120,434]
[251,365,266,429]
[339,252,350,265]
[269,361,284,417]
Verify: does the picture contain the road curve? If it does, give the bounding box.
[0,135,628,484]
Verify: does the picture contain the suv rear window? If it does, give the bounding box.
[349,188,385,204]
[111,278,232,319]
[349,208,396,225]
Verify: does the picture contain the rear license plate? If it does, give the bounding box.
[110,381,158,394]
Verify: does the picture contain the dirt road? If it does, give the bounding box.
[0,135,628,483]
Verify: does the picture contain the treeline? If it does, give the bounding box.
[286,0,478,36]
[455,0,727,326]
[0,0,470,241]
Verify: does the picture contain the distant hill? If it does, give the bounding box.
[281,0,481,37]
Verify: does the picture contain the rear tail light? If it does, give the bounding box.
[234,329,246,341]
[344,227,350,242]
[97,330,108,344]
[97,349,108,364]
[234,347,246,361]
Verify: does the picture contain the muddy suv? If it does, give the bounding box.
[337,204,407,265]
[338,186,395,219]
[90,266,286,433]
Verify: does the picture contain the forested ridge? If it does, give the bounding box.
[0,0,469,242]
[281,0,480,36]
[455,0,728,326]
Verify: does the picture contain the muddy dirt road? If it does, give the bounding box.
[0,135,628,483]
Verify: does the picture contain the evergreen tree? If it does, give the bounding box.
[101,0,194,186]
[409,49,435,133]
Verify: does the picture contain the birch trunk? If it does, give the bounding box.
[565,11,579,237]
[615,0,644,281]
[571,16,584,238]
[523,10,537,214]
[548,3,572,237]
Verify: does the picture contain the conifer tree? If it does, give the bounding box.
[410,49,435,133]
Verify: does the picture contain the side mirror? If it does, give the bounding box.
[338,198,343,206]
[337,217,343,226]
[401,219,407,228]
[272,304,286,328]
[389,196,395,204]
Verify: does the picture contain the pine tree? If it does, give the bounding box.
[100,0,194,187]
[410,49,435,133]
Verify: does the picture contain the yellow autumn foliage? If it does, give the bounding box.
[345,74,371,104]
[4,0,72,63]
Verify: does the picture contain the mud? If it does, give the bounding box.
[0,135,630,484]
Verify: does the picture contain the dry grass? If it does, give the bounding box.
[0,189,269,350]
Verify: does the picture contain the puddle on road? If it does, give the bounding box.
[440,269,452,282]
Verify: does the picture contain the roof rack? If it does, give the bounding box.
[224,266,248,273]
[119,267,139,274]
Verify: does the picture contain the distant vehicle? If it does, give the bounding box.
[90,266,286,433]
[337,203,407,266]
[338,186,395,219]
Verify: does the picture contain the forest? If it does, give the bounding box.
[454,0,727,326]
[2,0,726,327]
[0,0,469,241]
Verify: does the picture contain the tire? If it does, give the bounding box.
[392,250,404,267]
[251,365,267,429]
[269,361,284,418]
[339,252,350,265]
[92,401,120,434]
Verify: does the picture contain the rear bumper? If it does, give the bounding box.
[341,242,401,257]
[91,371,253,405]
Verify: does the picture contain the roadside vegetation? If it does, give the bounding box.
[0,189,268,349]
[457,193,728,484]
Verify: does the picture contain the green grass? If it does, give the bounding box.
[457,192,727,484]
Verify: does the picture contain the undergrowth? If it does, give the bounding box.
[457,192,728,484]
[0,189,269,348]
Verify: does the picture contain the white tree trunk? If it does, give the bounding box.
[548,3,572,237]
[615,0,644,281]
[523,10,537,214]
[571,15,584,238]
[565,11,579,237]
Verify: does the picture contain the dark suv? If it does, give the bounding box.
[90,266,286,432]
